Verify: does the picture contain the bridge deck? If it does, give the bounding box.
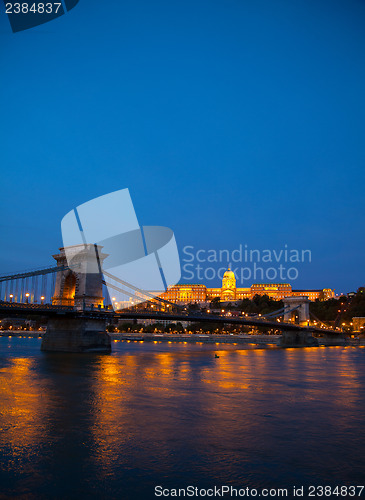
[0,301,342,335]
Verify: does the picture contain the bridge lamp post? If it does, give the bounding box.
[9,294,13,303]
[40,296,45,305]
[25,293,30,304]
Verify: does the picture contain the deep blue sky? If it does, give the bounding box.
[0,0,364,293]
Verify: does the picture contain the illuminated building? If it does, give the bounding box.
[161,284,207,303]
[249,283,292,300]
[160,268,334,304]
[353,317,365,333]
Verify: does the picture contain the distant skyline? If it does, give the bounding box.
[1,0,364,293]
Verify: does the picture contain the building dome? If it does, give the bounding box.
[223,268,235,280]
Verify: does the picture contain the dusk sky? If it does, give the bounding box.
[1,0,364,293]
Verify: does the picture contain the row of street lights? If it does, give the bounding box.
[7,294,45,304]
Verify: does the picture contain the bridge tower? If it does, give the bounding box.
[41,245,111,353]
[279,296,318,347]
[283,296,310,327]
[52,245,106,310]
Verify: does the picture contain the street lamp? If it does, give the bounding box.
[9,294,13,303]
[40,296,45,305]
[25,293,30,304]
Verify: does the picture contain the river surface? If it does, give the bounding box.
[0,338,364,499]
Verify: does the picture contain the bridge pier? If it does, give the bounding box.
[41,317,111,353]
[278,330,319,347]
[317,332,347,345]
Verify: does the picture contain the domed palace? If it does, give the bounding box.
[160,267,334,304]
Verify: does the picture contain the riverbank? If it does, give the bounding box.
[111,332,362,347]
[1,330,363,347]
[111,332,280,346]
[0,330,43,338]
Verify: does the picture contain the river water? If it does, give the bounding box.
[0,338,364,499]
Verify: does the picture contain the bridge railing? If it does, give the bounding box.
[0,300,74,311]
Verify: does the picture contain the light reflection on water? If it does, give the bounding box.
[0,338,364,499]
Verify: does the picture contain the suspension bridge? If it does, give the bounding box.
[0,246,344,352]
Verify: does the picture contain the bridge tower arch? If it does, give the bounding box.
[52,245,106,310]
[283,296,310,326]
